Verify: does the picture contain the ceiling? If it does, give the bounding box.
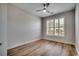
[12,3,76,17]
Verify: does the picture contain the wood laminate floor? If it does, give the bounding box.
[7,39,77,56]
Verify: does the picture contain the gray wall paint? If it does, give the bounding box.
[75,4,79,54]
[7,4,41,49]
[42,10,75,45]
[0,4,7,56]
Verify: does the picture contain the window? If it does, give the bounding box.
[59,18,64,36]
[47,18,64,37]
[55,19,59,36]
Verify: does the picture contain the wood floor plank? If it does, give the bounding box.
[7,39,77,56]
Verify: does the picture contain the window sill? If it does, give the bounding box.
[46,34,64,38]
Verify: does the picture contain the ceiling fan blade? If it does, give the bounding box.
[36,9,44,12]
[50,12,53,14]
[46,10,53,14]
[46,10,50,13]
[43,3,50,8]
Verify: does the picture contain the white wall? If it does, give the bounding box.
[75,3,79,55]
[7,4,41,49]
[42,10,75,45]
[0,4,7,56]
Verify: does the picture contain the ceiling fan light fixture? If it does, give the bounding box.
[36,3,53,14]
[43,9,46,12]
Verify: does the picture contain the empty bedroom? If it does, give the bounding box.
[0,3,79,56]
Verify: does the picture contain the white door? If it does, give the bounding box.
[0,4,7,56]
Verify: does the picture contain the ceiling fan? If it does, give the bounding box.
[36,3,53,14]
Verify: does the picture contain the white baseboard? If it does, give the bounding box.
[8,38,75,49]
[7,39,40,49]
[44,39,75,45]
[75,47,79,56]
